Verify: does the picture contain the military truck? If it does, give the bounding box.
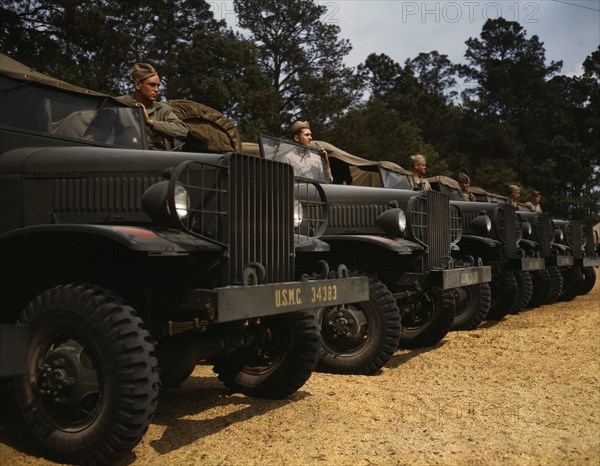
[0,54,369,464]
[550,219,600,300]
[426,176,546,321]
[254,136,491,375]
[579,223,600,294]
[297,147,496,332]
[469,188,582,308]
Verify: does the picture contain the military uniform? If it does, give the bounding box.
[118,94,187,150]
[524,202,542,212]
[274,148,327,181]
[405,174,431,191]
[459,191,476,201]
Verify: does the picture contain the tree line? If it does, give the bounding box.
[1,0,598,221]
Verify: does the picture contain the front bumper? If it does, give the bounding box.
[546,255,575,267]
[508,257,546,272]
[397,266,492,290]
[577,256,600,267]
[180,276,370,324]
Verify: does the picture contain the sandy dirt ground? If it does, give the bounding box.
[1,276,599,466]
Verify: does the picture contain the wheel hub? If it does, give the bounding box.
[322,306,368,350]
[36,339,101,422]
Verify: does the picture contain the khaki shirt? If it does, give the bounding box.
[460,191,476,201]
[525,202,542,212]
[118,95,188,150]
[405,174,431,191]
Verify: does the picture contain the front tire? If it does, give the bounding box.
[559,266,583,301]
[528,269,551,308]
[317,276,401,375]
[543,266,564,304]
[513,271,533,312]
[579,266,597,295]
[397,289,455,349]
[14,284,159,465]
[451,283,492,331]
[212,311,320,399]
[488,272,519,319]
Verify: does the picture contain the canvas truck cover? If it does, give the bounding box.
[310,140,411,187]
[167,99,242,153]
[0,53,119,100]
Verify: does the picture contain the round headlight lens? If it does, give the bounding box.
[397,209,407,234]
[294,200,304,228]
[554,228,564,243]
[376,208,406,237]
[471,214,492,237]
[521,220,532,239]
[174,183,190,220]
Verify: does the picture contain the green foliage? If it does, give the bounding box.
[233,0,364,134]
[0,3,597,221]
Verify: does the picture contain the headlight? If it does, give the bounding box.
[376,208,406,237]
[554,228,564,243]
[520,220,532,239]
[471,214,492,237]
[173,183,189,220]
[142,180,190,225]
[294,200,304,228]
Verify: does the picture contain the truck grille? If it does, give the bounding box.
[536,213,552,257]
[296,181,327,238]
[582,224,596,255]
[497,205,517,258]
[566,221,582,258]
[173,155,294,285]
[449,204,462,244]
[410,190,449,270]
[226,154,294,284]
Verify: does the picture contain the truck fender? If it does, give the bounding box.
[321,234,424,254]
[0,224,221,255]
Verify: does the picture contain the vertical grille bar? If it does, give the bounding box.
[410,191,450,270]
[498,205,517,258]
[449,204,461,244]
[426,190,450,270]
[570,221,582,258]
[538,213,552,257]
[228,154,294,284]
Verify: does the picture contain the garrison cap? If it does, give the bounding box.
[131,63,157,82]
[289,120,310,136]
[457,172,471,184]
[409,154,427,166]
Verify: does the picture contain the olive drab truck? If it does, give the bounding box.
[255,136,491,376]
[0,54,369,464]
[426,176,547,322]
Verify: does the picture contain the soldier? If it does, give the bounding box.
[274,120,333,182]
[524,190,542,212]
[117,63,188,150]
[456,172,476,201]
[507,184,522,210]
[405,154,431,190]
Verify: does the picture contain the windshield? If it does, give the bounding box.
[259,135,328,182]
[0,76,145,149]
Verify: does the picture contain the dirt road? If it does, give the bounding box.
[1,278,599,466]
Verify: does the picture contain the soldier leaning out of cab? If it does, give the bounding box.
[524,190,542,212]
[274,120,333,182]
[507,184,522,210]
[456,172,476,201]
[118,63,188,150]
[406,154,431,190]
[84,63,187,150]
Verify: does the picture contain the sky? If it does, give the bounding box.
[213,0,600,77]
